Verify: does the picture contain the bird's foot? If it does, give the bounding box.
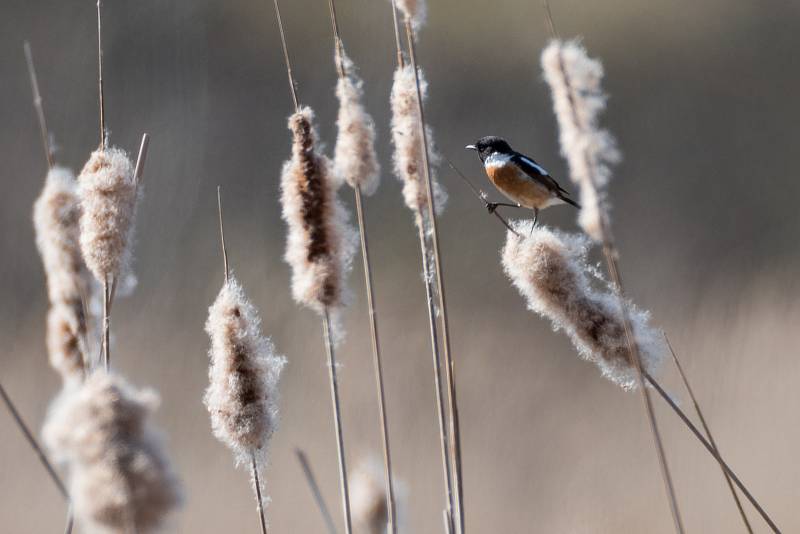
[487,202,498,214]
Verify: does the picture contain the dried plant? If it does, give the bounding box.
[350,458,389,534]
[541,39,620,243]
[46,302,86,384]
[333,47,380,196]
[394,0,426,29]
[43,372,182,533]
[390,64,446,229]
[204,277,286,467]
[502,222,665,389]
[280,106,356,316]
[77,147,138,284]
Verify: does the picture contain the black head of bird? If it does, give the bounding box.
[465,136,513,163]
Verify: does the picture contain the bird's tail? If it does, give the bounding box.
[560,195,581,209]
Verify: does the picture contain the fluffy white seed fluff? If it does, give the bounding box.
[33,166,88,305]
[395,0,426,29]
[351,458,389,534]
[78,147,138,282]
[281,106,357,313]
[333,48,381,196]
[46,302,86,384]
[541,40,620,241]
[204,277,286,467]
[390,65,447,229]
[502,222,665,389]
[43,372,182,533]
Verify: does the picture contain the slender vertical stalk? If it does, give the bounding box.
[390,0,405,68]
[217,186,229,284]
[643,372,781,533]
[664,335,753,533]
[295,449,339,534]
[102,276,110,371]
[322,308,353,534]
[272,0,299,112]
[23,42,53,169]
[404,19,465,534]
[96,0,106,149]
[252,453,268,534]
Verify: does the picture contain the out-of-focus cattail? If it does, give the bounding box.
[333,48,380,196]
[46,303,85,384]
[33,166,87,305]
[78,147,138,283]
[502,222,665,389]
[395,0,426,29]
[350,459,389,534]
[43,372,182,533]
[204,277,286,466]
[281,106,356,314]
[541,40,620,242]
[389,64,446,228]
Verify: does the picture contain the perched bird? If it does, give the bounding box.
[466,136,579,225]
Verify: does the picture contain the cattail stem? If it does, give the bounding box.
[404,19,465,534]
[353,185,398,534]
[416,223,455,534]
[133,133,150,189]
[23,42,53,169]
[643,372,781,533]
[0,381,68,499]
[295,449,339,534]
[96,0,105,149]
[102,276,110,371]
[390,0,405,68]
[664,335,753,533]
[217,186,229,284]
[272,0,299,112]
[322,308,353,534]
[252,452,268,534]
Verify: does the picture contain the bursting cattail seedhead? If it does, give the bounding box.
[46,302,86,384]
[351,458,389,534]
[204,277,286,466]
[502,223,664,389]
[334,48,381,196]
[33,166,87,305]
[281,106,357,313]
[395,0,426,29]
[541,40,620,241]
[390,65,447,228]
[43,372,182,533]
[78,147,138,282]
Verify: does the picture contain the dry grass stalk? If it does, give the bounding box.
[295,449,338,534]
[23,42,54,168]
[394,0,426,30]
[502,223,665,388]
[43,372,182,534]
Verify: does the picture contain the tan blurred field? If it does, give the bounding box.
[2,0,799,532]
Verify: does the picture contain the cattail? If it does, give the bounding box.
[43,372,182,533]
[502,222,665,389]
[350,458,389,534]
[389,64,446,228]
[333,48,380,196]
[33,166,88,305]
[395,0,426,29]
[204,277,286,466]
[46,302,86,384]
[78,147,138,283]
[541,40,620,242]
[281,106,356,314]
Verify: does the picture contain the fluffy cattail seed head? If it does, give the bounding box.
[333,48,381,196]
[541,40,620,242]
[281,106,356,313]
[78,147,138,282]
[46,302,86,384]
[395,0,426,29]
[350,459,389,534]
[502,223,664,389]
[43,372,182,533]
[33,166,88,305]
[204,277,286,466]
[389,65,447,229]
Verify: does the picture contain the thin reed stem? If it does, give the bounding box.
[217,186,229,284]
[252,452,268,534]
[295,449,339,534]
[64,506,74,534]
[272,0,299,112]
[322,308,353,534]
[0,381,68,499]
[354,185,398,534]
[416,223,455,534]
[404,19,465,534]
[23,42,54,169]
[664,335,753,533]
[133,133,150,188]
[102,276,110,371]
[96,0,106,149]
[390,0,405,68]
[643,372,781,533]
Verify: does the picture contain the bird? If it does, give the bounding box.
[466,136,579,226]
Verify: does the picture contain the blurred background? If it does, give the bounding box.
[2,0,799,532]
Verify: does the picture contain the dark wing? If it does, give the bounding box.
[510,153,568,194]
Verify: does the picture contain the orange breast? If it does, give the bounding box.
[486,164,553,209]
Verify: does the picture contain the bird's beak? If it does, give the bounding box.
[465,144,477,151]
